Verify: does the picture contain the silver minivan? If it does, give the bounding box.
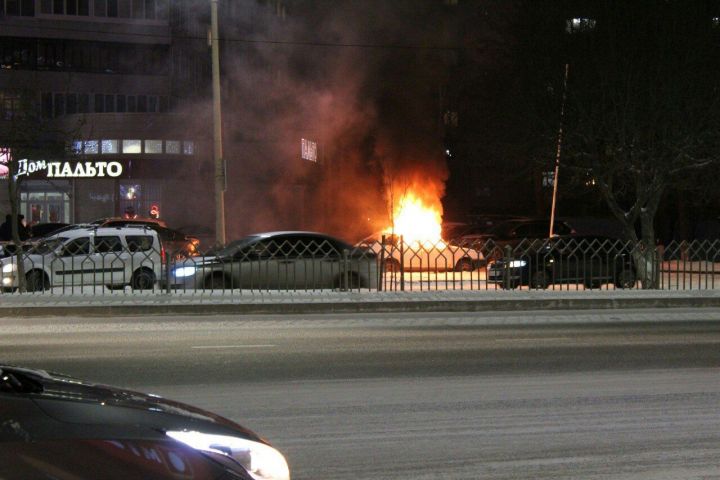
[1,226,162,292]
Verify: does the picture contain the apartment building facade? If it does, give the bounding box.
[0,0,212,234]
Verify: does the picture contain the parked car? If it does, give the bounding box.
[170,231,378,290]
[90,216,168,228]
[29,222,71,239]
[486,235,636,289]
[0,364,291,480]
[459,218,576,256]
[0,226,162,292]
[357,232,485,272]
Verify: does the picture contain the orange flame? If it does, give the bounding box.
[384,191,445,248]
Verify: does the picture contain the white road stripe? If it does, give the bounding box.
[191,345,276,349]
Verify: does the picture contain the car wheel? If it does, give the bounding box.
[25,270,49,292]
[529,270,549,289]
[454,258,474,272]
[498,280,519,290]
[383,258,401,272]
[131,268,156,290]
[615,269,636,289]
[204,272,228,290]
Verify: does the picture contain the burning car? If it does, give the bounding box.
[361,192,485,272]
[357,232,485,272]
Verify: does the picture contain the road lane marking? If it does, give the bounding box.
[191,345,276,349]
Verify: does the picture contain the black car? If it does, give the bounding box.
[461,218,575,246]
[29,222,71,239]
[486,235,636,289]
[0,364,291,480]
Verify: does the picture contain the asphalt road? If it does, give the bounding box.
[3,308,720,479]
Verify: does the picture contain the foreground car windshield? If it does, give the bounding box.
[29,238,66,254]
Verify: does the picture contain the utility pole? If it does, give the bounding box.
[210,0,226,245]
[549,63,569,239]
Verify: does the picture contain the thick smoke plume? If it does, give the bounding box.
[176,0,451,243]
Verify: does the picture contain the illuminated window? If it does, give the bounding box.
[182,141,195,155]
[165,140,180,154]
[84,140,99,154]
[72,140,83,154]
[122,139,141,154]
[565,18,596,34]
[145,139,162,153]
[101,139,118,154]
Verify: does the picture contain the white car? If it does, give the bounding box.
[357,233,486,272]
[1,226,163,292]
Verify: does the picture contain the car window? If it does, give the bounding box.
[94,236,123,253]
[61,238,90,256]
[126,235,154,252]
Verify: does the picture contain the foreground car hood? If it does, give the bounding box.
[0,365,264,479]
[1,365,261,443]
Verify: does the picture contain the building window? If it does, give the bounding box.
[1,91,22,120]
[101,139,118,154]
[53,93,66,117]
[137,95,147,112]
[84,140,99,154]
[66,93,78,114]
[42,0,88,15]
[79,93,89,113]
[165,140,180,154]
[122,139,141,154]
[145,140,162,154]
[182,141,194,155]
[565,18,597,34]
[104,94,115,112]
[116,94,126,112]
[94,93,104,113]
[4,0,35,15]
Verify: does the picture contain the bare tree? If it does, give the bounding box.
[559,4,720,288]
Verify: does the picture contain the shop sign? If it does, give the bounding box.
[17,159,124,179]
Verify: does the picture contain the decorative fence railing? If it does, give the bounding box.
[1,237,719,295]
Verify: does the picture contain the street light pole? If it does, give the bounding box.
[210,0,226,246]
[549,63,569,239]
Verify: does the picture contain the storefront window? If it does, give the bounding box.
[101,139,119,154]
[165,140,180,154]
[145,139,162,154]
[20,183,71,225]
[122,139,141,154]
[72,140,83,154]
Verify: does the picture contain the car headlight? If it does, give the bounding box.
[508,260,527,268]
[173,266,196,278]
[2,263,17,273]
[166,431,290,480]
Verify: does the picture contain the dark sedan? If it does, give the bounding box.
[486,236,636,289]
[0,364,290,480]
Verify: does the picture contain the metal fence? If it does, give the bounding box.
[1,237,719,295]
